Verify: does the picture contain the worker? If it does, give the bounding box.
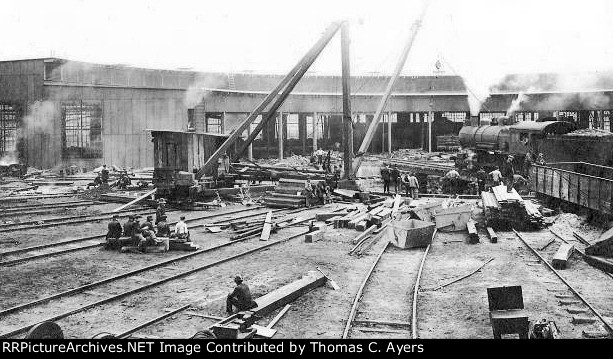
[304,178,313,208]
[156,215,171,238]
[174,216,190,241]
[476,167,487,194]
[101,164,110,184]
[333,165,341,189]
[523,151,534,178]
[226,275,258,315]
[117,171,131,190]
[536,152,545,165]
[445,169,460,195]
[324,184,332,204]
[123,215,137,238]
[131,216,147,247]
[390,165,401,194]
[88,174,103,189]
[104,214,123,250]
[408,172,420,199]
[489,167,503,187]
[324,151,332,173]
[141,215,155,232]
[401,173,410,196]
[155,198,166,225]
[502,155,515,193]
[380,163,391,194]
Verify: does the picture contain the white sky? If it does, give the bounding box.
[2,0,613,80]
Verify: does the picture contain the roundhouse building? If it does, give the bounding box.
[1,57,613,170]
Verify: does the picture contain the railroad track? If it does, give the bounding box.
[0,206,280,266]
[0,212,318,338]
[513,229,613,337]
[342,229,436,339]
[0,200,99,217]
[0,206,159,233]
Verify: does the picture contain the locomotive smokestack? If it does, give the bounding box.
[470,115,480,127]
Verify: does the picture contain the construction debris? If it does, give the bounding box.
[552,243,574,269]
[481,185,544,230]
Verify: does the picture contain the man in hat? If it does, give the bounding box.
[226,275,258,315]
[140,215,155,232]
[390,165,401,194]
[156,215,171,238]
[304,178,313,208]
[174,216,190,241]
[123,215,137,239]
[131,216,147,247]
[155,198,166,225]
[100,164,110,184]
[105,214,123,249]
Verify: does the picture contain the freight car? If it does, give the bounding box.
[531,162,613,217]
[150,130,237,202]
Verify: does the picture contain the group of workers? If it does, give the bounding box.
[304,178,332,207]
[380,163,420,198]
[313,149,332,173]
[105,198,191,252]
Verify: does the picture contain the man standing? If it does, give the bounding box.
[155,198,166,225]
[304,178,313,208]
[380,163,390,194]
[390,165,400,194]
[489,167,503,187]
[105,214,123,249]
[174,216,190,241]
[476,167,487,194]
[226,275,258,315]
[408,172,420,199]
[502,156,515,193]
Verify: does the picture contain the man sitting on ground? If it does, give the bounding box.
[174,216,190,241]
[104,214,123,249]
[156,215,171,238]
[226,275,258,315]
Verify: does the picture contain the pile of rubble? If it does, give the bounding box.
[564,128,613,137]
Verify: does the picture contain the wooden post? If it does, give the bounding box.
[341,22,353,178]
[313,113,318,152]
[278,112,284,160]
[388,111,392,154]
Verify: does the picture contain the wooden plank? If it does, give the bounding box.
[253,272,326,317]
[266,305,291,328]
[352,225,377,245]
[486,227,497,243]
[316,212,346,221]
[260,211,273,241]
[250,324,277,338]
[305,230,324,243]
[113,188,157,212]
[552,243,574,269]
[466,219,479,243]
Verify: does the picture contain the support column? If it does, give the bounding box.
[313,112,318,152]
[247,125,253,161]
[278,112,284,160]
[428,111,433,153]
[341,22,353,178]
[388,111,392,154]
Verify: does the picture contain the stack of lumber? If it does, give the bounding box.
[481,185,544,230]
[263,178,324,208]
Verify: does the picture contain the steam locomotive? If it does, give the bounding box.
[457,116,613,173]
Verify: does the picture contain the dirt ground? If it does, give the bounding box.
[1,179,613,339]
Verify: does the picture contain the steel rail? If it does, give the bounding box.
[411,229,437,339]
[0,226,312,338]
[115,304,192,339]
[0,208,159,233]
[0,200,95,212]
[513,229,613,335]
[0,207,275,267]
[342,241,390,339]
